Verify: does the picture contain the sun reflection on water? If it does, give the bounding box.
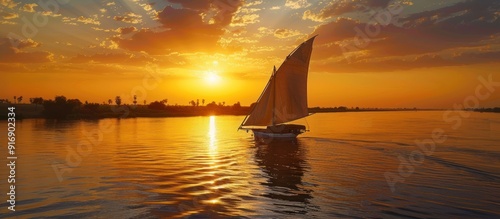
[208,116,217,156]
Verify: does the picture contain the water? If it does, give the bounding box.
[1,111,499,218]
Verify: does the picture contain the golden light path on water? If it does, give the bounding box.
[208,115,217,157]
[207,115,221,205]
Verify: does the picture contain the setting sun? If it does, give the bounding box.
[205,71,221,85]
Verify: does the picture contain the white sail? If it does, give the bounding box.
[242,36,316,127]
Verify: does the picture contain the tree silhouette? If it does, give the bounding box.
[108,99,112,105]
[206,101,218,109]
[196,99,199,107]
[17,96,23,104]
[148,101,167,110]
[133,95,137,106]
[115,96,122,106]
[202,99,205,106]
[30,97,44,109]
[43,96,82,119]
[13,96,16,104]
[143,100,146,105]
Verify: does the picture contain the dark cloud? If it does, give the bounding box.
[309,0,500,72]
[0,38,52,63]
[118,26,137,35]
[117,0,244,54]
[314,51,500,73]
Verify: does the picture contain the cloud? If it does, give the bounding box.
[315,51,500,73]
[113,12,142,24]
[302,10,325,22]
[62,16,77,25]
[285,0,310,9]
[307,0,500,72]
[77,15,101,25]
[22,3,38,12]
[1,0,18,9]
[117,1,244,54]
[2,12,18,19]
[303,0,391,21]
[274,28,302,38]
[99,39,119,49]
[16,38,41,49]
[230,6,261,26]
[246,0,263,7]
[118,26,137,35]
[0,38,52,63]
[41,11,62,17]
[231,13,259,26]
[0,20,16,25]
[62,15,101,26]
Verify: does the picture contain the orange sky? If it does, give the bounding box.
[1,0,499,108]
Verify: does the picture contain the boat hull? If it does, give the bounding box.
[251,124,306,143]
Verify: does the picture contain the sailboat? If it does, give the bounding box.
[239,36,316,140]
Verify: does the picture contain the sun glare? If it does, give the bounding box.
[205,71,221,85]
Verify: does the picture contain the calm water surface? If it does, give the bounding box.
[1,112,499,218]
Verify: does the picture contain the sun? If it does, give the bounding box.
[205,71,221,85]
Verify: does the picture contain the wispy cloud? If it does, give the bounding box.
[2,12,18,19]
[114,12,142,24]
[22,3,38,12]
[0,0,18,9]
[285,0,310,9]
[274,28,302,38]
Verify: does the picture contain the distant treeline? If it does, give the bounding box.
[2,96,498,120]
[471,107,500,113]
[308,106,422,113]
[0,96,249,119]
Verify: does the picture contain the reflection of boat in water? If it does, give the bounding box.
[239,36,317,141]
[254,140,316,214]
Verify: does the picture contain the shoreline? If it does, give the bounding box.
[2,103,496,120]
[0,103,249,120]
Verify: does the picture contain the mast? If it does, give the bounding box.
[272,66,276,126]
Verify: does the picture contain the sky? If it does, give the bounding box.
[0,0,499,108]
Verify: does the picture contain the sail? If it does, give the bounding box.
[242,36,316,127]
